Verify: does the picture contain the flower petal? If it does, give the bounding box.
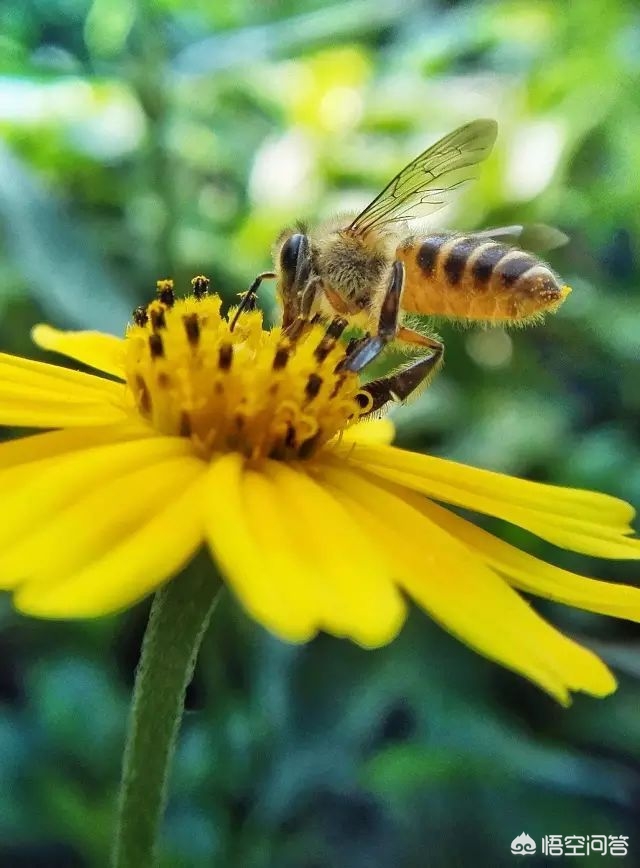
[416,497,640,622]
[0,389,128,428]
[0,423,152,471]
[14,458,205,617]
[337,443,640,559]
[0,349,128,428]
[322,462,616,703]
[265,461,406,647]
[32,325,126,380]
[202,454,405,647]
[0,350,123,399]
[0,455,204,584]
[338,417,395,446]
[0,433,195,574]
[202,454,319,642]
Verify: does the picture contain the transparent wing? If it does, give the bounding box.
[347,119,498,236]
[475,224,569,253]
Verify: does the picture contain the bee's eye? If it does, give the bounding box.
[280,233,305,275]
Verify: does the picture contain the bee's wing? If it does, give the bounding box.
[475,224,569,252]
[347,119,498,236]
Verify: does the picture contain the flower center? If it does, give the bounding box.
[124,278,372,460]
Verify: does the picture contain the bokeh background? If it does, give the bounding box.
[1,1,640,866]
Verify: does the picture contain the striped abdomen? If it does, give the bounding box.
[396,234,570,322]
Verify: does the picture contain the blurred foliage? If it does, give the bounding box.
[0,0,639,866]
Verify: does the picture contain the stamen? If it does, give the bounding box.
[135,374,151,414]
[315,317,348,362]
[179,412,192,436]
[272,346,290,370]
[125,281,368,460]
[305,373,323,401]
[325,317,349,339]
[156,279,175,307]
[218,344,233,371]
[150,307,166,330]
[149,333,164,358]
[183,314,200,346]
[191,275,210,299]
[298,430,322,459]
[355,391,374,411]
[133,306,149,327]
[330,374,346,399]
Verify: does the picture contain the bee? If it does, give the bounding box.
[235,120,570,413]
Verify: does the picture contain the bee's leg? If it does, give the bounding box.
[230,271,276,332]
[284,276,323,342]
[341,261,404,373]
[340,259,444,413]
[360,337,444,415]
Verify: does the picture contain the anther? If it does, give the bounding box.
[179,412,192,437]
[272,346,290,370]
[329,374,346,399]
[183,313,200,346]
[135,374,151,414]
[156,279,175,307]
[191,275,210,299]
[326,317,349,339]
[285,424,296,449]
[150,307,166,330]
[218,343,233,371]
[314,317,348,362]
[305,373,323,401]
[298,430,322,459]
[133,306,148,327]
[149,333,164,358]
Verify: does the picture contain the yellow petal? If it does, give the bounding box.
[14,460,205,617]
[0,350,128,428]
[338,417,395,446]
[0,456,206,585]
[265,460,406,647]
[322,462,616,703]
[0,434,195,573]
[202,454,405,647]
[0,423,153,471]
[0,382,129,427]
[417,497,640,622]
[0,350,123,399]
[202,454,319,642]
[32,325,126,380]
[337,443,640,560]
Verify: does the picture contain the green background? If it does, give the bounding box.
[0,1,639,866]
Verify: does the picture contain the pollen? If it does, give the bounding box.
[124,284,370,460]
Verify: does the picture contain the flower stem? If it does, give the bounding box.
[112,565,221,868]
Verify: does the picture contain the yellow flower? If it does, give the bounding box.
[1,277,640,706]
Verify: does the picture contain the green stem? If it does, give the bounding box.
[112,566,221,868]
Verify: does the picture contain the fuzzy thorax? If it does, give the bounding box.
[124,281,370,461]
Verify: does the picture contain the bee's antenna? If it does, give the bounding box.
[230,271,276,332]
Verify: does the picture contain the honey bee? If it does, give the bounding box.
[236,120,570,413]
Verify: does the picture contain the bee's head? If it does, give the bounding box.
[274,227,312,327]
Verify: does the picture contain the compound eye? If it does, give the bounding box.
[280,233,304,276]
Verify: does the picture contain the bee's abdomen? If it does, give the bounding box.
[399,235,568,322]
